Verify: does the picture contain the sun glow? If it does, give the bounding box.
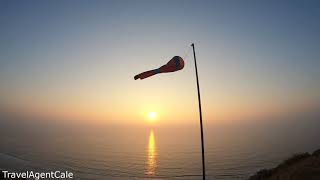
[148,112,157,121]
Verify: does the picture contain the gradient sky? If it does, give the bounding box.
[1,0,320,125]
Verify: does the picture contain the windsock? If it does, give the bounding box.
[134,56,184,80]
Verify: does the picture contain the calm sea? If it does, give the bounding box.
[1,114,319,179]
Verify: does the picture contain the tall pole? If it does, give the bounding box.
[191,43,206,180]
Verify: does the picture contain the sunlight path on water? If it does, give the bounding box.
[145,129,157,176]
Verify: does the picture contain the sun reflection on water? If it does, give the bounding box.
[145,129,157,176]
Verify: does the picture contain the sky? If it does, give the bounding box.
[1,0,320,126]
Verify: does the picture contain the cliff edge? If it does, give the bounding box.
[248,149,320,180]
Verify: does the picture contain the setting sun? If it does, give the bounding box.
[148,112,157,121]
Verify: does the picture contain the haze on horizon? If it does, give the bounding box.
[1,0,320,126]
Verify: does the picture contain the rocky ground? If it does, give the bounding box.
[248,149,320,180]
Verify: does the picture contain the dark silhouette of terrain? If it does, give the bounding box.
[248,149,320,180]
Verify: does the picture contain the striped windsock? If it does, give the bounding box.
[134,56,184,80]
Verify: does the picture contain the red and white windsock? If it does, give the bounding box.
[134,56,184,80]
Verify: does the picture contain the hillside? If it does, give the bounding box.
[248,149,320,180]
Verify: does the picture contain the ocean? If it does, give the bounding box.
[1,114,319,179]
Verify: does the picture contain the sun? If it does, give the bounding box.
[148,112,157,121]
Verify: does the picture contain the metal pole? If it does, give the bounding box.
[191,43,206,180]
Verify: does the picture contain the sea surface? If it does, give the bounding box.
[1,115,319,179]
